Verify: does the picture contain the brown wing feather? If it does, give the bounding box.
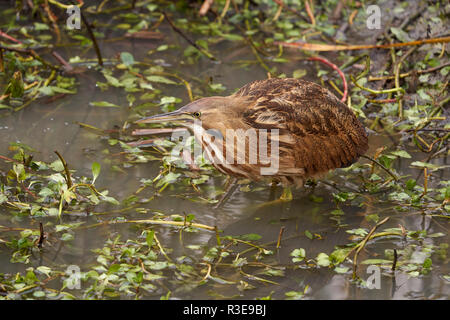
[237,78,368,181]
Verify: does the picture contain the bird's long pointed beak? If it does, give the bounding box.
[135,110,191,124]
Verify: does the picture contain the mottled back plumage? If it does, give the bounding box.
[230,78,368,186]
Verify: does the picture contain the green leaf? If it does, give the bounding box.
[49,160,64,172]
[331,209,344,216]
[418,74,429,83]
[406,179,416,190]
[0,193,7,204]
[159,96,181,105]
[62,189,76,203]
[316,253,330,267]
[58,196,64,219]
[440,66,450,76]
[0,103,12,110]
[208,275,235,284]
[263,268,284,277]
[334,266,349,274]
[293,69,307,78]
[146,75,177,84]
[428,232,445,238]
[410,161,449,172]
[33,290,46,298]
[390,27,411,42]
[89,101,121,108]
[417,89,431,101]
[232,257,248,267]
[97,255,108,266]
[146,230,154,248]
[34,22,50,31]
[285,291,304,300]
[156,172,181,187]
[9,71,24,98]
[99,193,120,205]
[92,162,101,184]
[156,44,169,51]
[38,86,75,96]
[365,214,379,223]
[147,261,168,271]
[108,264,121,274]
[309,195,323,203]
[218,33,244,41]
[391,150,411,158]
[239,233,262,241]
[389,191,410,202]
[290,248,306,263]
[120,52,135,67]
[346,228,368,237]
[423,258,432,269]
[61,233,74,241]
[13,163,27,181]
[209,83,226,92]
[116,23,131,30]
[330,248,351,264]
[55,222,84,232]
[361,259,392,265]
[127,94,136,107]
[103,74,121,87]
[36,266,52,277]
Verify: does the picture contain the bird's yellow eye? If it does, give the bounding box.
[192,112,201,118]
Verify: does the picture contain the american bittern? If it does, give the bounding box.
[136,78,368,200]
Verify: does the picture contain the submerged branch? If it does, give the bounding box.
[77,4,103,66]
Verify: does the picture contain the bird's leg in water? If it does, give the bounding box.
[305,178,317,188]
[280,187,293,201]
[214,177,239,208]
[269,180,278,201]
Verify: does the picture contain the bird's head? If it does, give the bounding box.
[135,96,244,129]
